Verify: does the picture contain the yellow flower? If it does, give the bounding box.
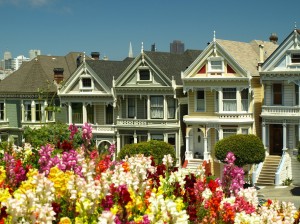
[0,188,11,202]
[110,204,119,215]
[59,217,72,224]
[0,166,6,183]
[48,166,72,197]
[14,168,39,197]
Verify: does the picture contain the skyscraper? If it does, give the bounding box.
[170,40,184,54]
[29,49,41,60]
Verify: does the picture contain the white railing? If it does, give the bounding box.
[252,162,264,184]
[275,149,291,185]
[116,118,179,127]
[74,124,115,133]
[217,112,252,120]
[262,106,300,115]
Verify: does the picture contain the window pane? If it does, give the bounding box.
[196,90,205,111]
[241,89,248,111]
[150,96,163,119]
[167,98,175,119]
[72,103,83,123]
[106,104,113,124]
[223,129,236,138]
[223,88,236,111]
[211,61,222,71]
[295,84,299,106]
[291,54,300,63]
[87,105,94,123]
[82,78,92,87]
[139,70,150,80]
[0,103,3,121]
[151,134,164,141]
[273,84,282,105]
[24,102,31,121]
[128,98,135,118]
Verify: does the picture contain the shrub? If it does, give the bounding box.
[214,134,265,167]
[23,122,83,148]
[118,140,176,165]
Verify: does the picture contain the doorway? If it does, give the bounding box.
[269,124,283,155]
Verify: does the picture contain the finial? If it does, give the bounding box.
[213,31,217,55]
[213,30,216,42]
[141,42,144,53]
[295,22,297,30]
[129,42,133,58]
[83,52,86,63]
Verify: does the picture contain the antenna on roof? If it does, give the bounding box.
[129,42,133,58]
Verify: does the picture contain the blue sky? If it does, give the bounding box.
[0,0,299,60]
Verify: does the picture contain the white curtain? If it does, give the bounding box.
[151,96,163,118]
[223,100,237,111]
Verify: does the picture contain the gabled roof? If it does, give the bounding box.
[0,52,83,94]
[144,50,202,84]
[217,39,278,76]
[85,57,134,88]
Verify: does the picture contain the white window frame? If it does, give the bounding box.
[137,66,152,82]
[223,88,237,111]
[208,57,224,75]
[150,96,164,119]
[195,89,205,112]
[79,75,94,91]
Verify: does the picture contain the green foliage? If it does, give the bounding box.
[118,140,176,165]
[215,134,265,167]
[23,122,83,148]
[282,177,293,186]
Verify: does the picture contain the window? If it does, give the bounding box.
[0,102,4,121]
[196,90,205,111]
[295,84,299,106]
[291,53,300,63]
[72,103,83,123]
[211,61,222,71]
[139,69,150,80]
[150,96,164,119]
[24,101,31,122]
[241,89,249,111]
[151,134,164,141]
[106,104,113,124]
[168,134,176,150]
[87,105,94,123]
[223,128,237,139]
[241,128,249,135]
[82,78,92,88]
[48,110,54,121]
[215,91,219,112]
[223,88,237,111]
[128,98,135,118]
[273,83,282,105]
[167,98,176,119]
[35,103,42,121]
[208,58,223,74]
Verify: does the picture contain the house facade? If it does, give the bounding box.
[181,33,277,174]
[260,29,300,185]
[0,53,81,143]
[58,49,201,164]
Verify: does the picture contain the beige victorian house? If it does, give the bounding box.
[182,33,277,175]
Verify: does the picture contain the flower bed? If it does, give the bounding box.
[0,123,299,223]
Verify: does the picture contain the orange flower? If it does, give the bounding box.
[59,217,72,224]
[122,162,130,172]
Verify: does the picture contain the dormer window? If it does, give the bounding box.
[208,57,224,75]
[80,75,93,91]
[291,53,300,63]
[137,66,152,82]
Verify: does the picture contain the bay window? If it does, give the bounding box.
[241,88,249,111]
[72,103,83,123]
[106,104,113,124]
[273,83,282,105]
[150,96,163,119]
[223,88,237,111]
[128,97,136,118]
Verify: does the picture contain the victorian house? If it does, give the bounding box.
[181,33,277,174]
[58,49,201,164]
[259,29,300,185]
[0,52,81,143]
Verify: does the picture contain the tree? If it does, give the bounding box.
[214,134,265,167]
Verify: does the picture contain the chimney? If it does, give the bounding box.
[259,44,264,63]
[269,33,278,44]
[53,68,64,84]
[91,52,100,60]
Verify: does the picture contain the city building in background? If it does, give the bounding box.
[170,40,185,54]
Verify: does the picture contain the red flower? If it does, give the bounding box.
[208,179,219,192]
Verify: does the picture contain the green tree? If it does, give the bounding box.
[214,134,265,167]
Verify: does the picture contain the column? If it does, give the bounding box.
[147,95,150,120]
[116,132,121,153]
[218,90,223,112]
[68,103,72,124]
[262,122,266,148]
[283,122,287,151]
[82,103,87,123]
[236,89,241,111]
[133,131,137,143]
[21,101,25,122]
[31,100,36,122]
[44,100,48,122]
[163,95,167,119]
[203,136,209,160]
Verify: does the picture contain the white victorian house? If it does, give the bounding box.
[259,29,300,185]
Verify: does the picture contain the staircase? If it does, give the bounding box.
[183,159,203,172]
[256,155,281,186]
[291,157,300,185]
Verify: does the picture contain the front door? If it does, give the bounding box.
[269,124,283,155]
[194,128,204,158]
